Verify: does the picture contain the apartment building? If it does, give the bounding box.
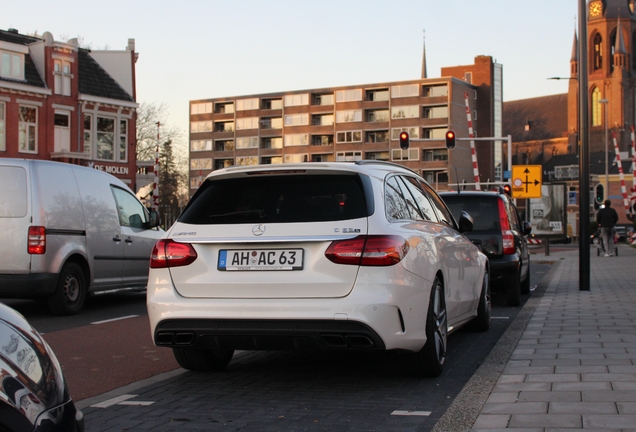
[189,56,502,194]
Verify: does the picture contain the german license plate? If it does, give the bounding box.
[218,249,304,271]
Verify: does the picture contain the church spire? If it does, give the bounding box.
[570,29,578,78]
[614,17,627,70]
[421,29,427,79]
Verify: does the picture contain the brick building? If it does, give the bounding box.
[0,28,138,188]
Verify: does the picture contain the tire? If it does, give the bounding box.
[520,261,531,295]
[410,277,448,377]
[173,348,234,372]
[471,270,491,332]
[506,271,521,307]
[47,262,87,315]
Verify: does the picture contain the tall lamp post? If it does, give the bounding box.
[599,98,609,199]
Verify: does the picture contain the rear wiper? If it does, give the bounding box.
[208,209,266,219]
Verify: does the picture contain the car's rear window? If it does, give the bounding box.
[442,195,500,231]
[180,173,369,224]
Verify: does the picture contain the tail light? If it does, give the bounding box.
[498,199,515,255]
[28,226,46,255]
[150,239,198,268]
[325,235,409,266]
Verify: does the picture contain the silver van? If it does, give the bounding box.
[0,159,163,315]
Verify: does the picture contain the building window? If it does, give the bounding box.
[191,140,212,151]
[96,117,115,160]
[54,112,70,152]
[284,94,309,107]
[214,139,234,151]
[336,151,362,161]
[262,98,283,110]
[423,85,448,97]
[423,106,448,119]
[0,51,23,80]
[335,89,362,102]
[214,102,234,114]
[284,134,308,146]
[53,60,72,96]
[191,158,212,170]
[191,121,212,133]
[366,109,390,122]
[83,114,91,155]
[119,120,127,161]
[336,110,362,123]
[236,98,259,111]
[311,135,334,146]
[236,156,258,166]
[391,127,419,140]
[391,105,419,119]
[191,102,212,114]
[284,154,308,163]
[311,113,334,126]
[261,117,283,129]
[336,131,362,143]
[311,154,334,162]
[236,137,259,149]
[261,156,283,164]
[592,87,602,126]
[214,159,233,170]
[236,117,259,130]
[0,102,5,151]
[366,88,389,101]
[391,84,419,98]
[18,106,37,153]
[391,149,419,161]
[312,93,334,106]
[284,113,309,127]
[423,149,448,161]
[422,128,447,139]
[422,170,448,184]
[366,130,389,143]
[213,120,234,132]
[365,151,389,161]
[593,33,603,71]
[261,137,283,149]
[464,72,473,84]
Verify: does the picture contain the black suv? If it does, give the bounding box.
[440,190,531,306]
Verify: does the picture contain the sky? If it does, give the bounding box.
[5,0,578,148]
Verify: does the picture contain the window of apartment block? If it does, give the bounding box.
[423,149,448,161]
[284,94,309,107]
[261,137,283,149]
[53,111,70,152]
[236,117,259,130]
[365,130,389,143]
[391,84,419,98]
[214,102,234,114]
[464,72,473,84]
[336,110,362,123]
[214,139,234,151]
[366,109,389,122]
[422,170,448,184]
[284,134,308,146]
[366,88,389,101]
[423,106,448,119]
[261,117,283,129]
[312,93,334,106]
[391,148,419,161]
[284,113,309,127]
[423,85,448,97]
[214,159,233,170]
[214,120,234,132]
[0,102,5,151]
[311,113,334,126]
[262,98,283,110]
[335,89,362,102]
[53,59,72,96]
[191,139,213,152]
[191,158,212,170]
[119,120,127,161]
[311,154,334,162]
[191,121,212,133]
[18,106,37,153]
[1,51,24,80]
[284,154,308,163]
[236,156,258,166]
[236,137,258,149]
[191,102,212,114]
[365,151,389,161]
[422,128,447,139]
[311,135,334,146]
[336,130,362,143]
[391,105,419,119]
[391,127,419,140]
[236,98,259,111]
[336,151,362,162]
[261,156,283,165]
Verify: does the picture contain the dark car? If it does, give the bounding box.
[440,190,531,306]
[0,302,84,432]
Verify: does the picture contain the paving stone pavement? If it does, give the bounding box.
[435,243,636,432]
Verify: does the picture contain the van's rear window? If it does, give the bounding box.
[180,174,369,224]
[443,196,501,231]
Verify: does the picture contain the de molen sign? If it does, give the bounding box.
[86,162,129,176]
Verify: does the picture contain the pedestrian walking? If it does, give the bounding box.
[597,199,619,256]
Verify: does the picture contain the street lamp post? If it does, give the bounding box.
[599,98,609,200]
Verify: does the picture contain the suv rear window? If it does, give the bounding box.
[443,195,500,231]
[180,174,369,224]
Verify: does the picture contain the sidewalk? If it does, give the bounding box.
[435,244,636,431]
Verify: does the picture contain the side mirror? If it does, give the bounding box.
[458,211,474,233]
[148,210,161,228]
[522,221,532,236]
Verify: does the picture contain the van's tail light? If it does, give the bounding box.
[28,226,46,255]
[498,199,515,255]
[150,239,198,268]
[325,235,409,266]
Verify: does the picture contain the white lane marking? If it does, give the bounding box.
[119,401,155,406]
[91,394,137,408]
[492,316,510,319]
[391,410,431,416]
[91,315,139,325]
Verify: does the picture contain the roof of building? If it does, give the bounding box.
[503,93,568,142]
[0,29,46,88]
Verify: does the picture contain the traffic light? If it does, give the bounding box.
[399,131,410,150]
[502,184,512,196]
[594,184,604,210]
[445,130,456,149]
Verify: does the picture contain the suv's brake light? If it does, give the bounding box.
[498,199,515,255]
[325,235,409,266]
[150,239,198,268]
[28,226,46,255]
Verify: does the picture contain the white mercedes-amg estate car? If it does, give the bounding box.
[147,161,490,377]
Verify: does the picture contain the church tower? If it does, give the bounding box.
[568,0,636,154]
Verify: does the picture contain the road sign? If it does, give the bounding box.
[511,165,542,198]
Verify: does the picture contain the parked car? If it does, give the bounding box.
[0,159,163,315]
[147,161,490,377]
[0,302,84,431]
[440,189,531,307]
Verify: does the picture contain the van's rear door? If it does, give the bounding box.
[0,165,30,273]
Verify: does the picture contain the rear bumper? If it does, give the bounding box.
[0,273,58,297]
[488,255,520,282]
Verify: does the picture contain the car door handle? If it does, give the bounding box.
[125,237,133,244]
[113,236,121,242]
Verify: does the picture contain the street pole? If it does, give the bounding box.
[578,0,590,291]
[600,99,609,199]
